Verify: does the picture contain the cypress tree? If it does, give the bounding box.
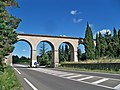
[95,33,100,59]
[118,29,120,43]
[65,44,70,61]
[59,45,65,62]
[84,22,95,60]
[112,28,119,57]
[99,33,107,57]
[117,29,120,57]
[104,31,113,57]
[77,48,81,61]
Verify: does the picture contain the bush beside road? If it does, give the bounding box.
[0,66,23,90]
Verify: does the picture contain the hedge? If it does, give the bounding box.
[61,62,120,71]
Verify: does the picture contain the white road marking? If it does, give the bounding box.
[72,78,114,89]
[59,73,74,77]
[14,64,28,67]
[66,74,82,79]
[114,84,120,90]
[92,78,109,84]
[24,78,38,90]
[28,68,120,89]
[14,68,21,74]
[77,76,94,81]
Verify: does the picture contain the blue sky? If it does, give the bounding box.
[12,0,120,58]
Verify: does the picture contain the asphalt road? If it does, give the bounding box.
[51,68,120,80]
[14,64,120,90]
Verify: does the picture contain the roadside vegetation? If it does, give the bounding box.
[13,55,30,65]
[57,66,120,74]
[0,0,22,89]
[59,59,120,74]
[37,42,52,66]
[0,66,23,90]
[59,23,120,73]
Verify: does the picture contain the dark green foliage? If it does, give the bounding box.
[12,55,30,64]
[99,33,107,57]
[112,28,119,57]
[59,44,71,62]
[84,22,95,59]
[94,28,120,59]
[118,29,120,43]
[95,33,100,59]
[64,44,70,61]
[117,29,120,57]
[77,48,81,61]
[0,66,22,90]
[0,0,21,66]
[59,45,65,62]
[104,31,113,57]
[61,62,120,71]
[38,42,52,66]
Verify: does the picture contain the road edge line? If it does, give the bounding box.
[24,78,38,90]
[14,68,21,74]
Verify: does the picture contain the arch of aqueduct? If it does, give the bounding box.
[8,33,85,67]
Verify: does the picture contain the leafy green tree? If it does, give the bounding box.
[12,55,19,63]
[77,48,82,61]
[112,28,119,57]
[0,0,21,66]
[95,33,100,59]
[64,44,70,61]
[104,31,113,58]
[46,50,52,65]
[117,29,120,57]
[59,45,65,62]
[39,42,48,56]
[99,32,107,57]
[84,22,95,59]
[118,29,120,43]
[38,42,48,65]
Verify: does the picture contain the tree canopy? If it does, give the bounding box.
[84,22,95,60]
[0,0,21,66]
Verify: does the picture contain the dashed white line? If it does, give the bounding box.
[114,83,120,90]
[92,78,109,84]
[14,68,21,74]
[59,73,74,77]
[28,68,120,89]
[24,78,38,90]
[66,74,82,79]
[77,76,94,81]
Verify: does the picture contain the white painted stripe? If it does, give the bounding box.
[114,84,120,90]
[24,78,38,90]
[72,78,114,89]
[77,76,94,81]
[14,68,21,74]
[92,78,109,84]
[59,73,74,77]
[66,74,82,79]
[14,64,28,67]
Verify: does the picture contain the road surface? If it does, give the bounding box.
[13,64,120,90]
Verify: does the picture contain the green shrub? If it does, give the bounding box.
[0,66,23,90]
[61,62,120,72]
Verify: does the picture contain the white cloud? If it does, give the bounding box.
[93,29,111,39]
[98,29,111,35]
[22,49,26,52]
[73,18,83,23]
[70,10,80,15]
[18,31,24,34]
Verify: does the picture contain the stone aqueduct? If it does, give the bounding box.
[8,33,84,67]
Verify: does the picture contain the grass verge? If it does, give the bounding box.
[0,66,23,90]
[57,66,120,74]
